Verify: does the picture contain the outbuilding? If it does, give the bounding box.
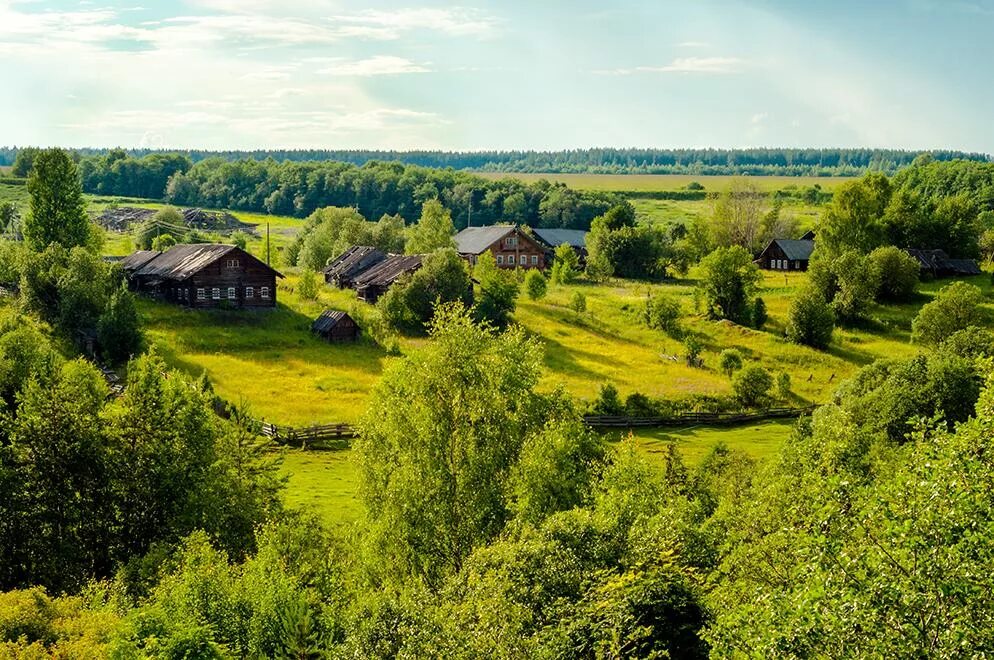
[312,310,360,342]
[757,238,814,271]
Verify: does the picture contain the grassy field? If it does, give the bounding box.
[475,172,856,192]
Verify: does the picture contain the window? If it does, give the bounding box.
[531,255,538,265]
[226,259,240,269]
[246,287,254,299]
[261,287,270,299]
[508,254,516,265]
[227,287,236,299]
[212,287,220,300]
[496,255,504,265]
[505,236,518,247]
[197,288,206,300]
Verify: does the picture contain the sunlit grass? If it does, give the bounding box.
[474,172,856,192]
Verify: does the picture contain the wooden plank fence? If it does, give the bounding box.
[582,406,817,429]
[260,422,356,448]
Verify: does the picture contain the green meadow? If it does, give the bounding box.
[474,172,856,192]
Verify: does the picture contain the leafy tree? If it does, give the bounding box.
[472,251,519,329]
[829,250,881,322]
[683,335,703,367]
[378,248,472,333]
[818,172,891,254]
[708,177,766,252]
[775,372,791,401]
[150,233,176,252]
[406,199,455,254]
[229,230,249,250]
[645,293,681,335]
[696,246,762,324]
[568,291,586,315]
[550,243,579,285]
[732,365,773,407]
[869,245,919,301]
[97,284,143,365]
[718,349,743,377]
[135,206,184,250]
[940,326,994,360]
[912,281,984,345]
[524,269,547,301]
[751,296,767,329]
[11,147,40,177]
[0,202,19,236]
[297,269,319,301]
[355,304,547,588]
[591,383,624,416]
[24,148,92,252]
[785,286,835,349]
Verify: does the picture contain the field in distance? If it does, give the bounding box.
[474,172,857,192]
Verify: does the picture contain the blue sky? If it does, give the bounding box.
[1,0,992,152]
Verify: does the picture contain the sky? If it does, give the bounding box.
[1,0,993,153]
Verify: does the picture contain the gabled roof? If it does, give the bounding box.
[131,244,284,281]
[532,228,588,249]
[322,245,386,278]
[120,249,162,272]
[453,225,517,255]
[353,254,423,287]
[312,309,355,333]
[768,239,815,261]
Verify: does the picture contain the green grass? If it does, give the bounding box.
[474,173,856,193]
[626,419,798,467]
[279,448,361,527]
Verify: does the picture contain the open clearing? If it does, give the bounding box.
[474,172,856,192]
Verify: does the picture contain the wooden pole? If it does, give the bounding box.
[266,222,271,265]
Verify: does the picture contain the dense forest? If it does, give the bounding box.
[3,146,989,176]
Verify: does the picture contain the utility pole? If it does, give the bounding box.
[266,222,271,266]
[467,198,472,228]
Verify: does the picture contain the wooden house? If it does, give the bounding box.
[757,238,814,271]
[353,254,423,303]
[454,225,546,270]
[532,228,589,266]
[904,248,982,278]
[322,246,386,288]
[123,244,284,309]
[312,310,360,342]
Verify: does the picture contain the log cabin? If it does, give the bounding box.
[352,254,423,303]
[123,244,284,309]
[454,225,546,270]
[532,227,589,267]
[756,238,814,271]
[322,245,386,288]
[312,310,361,342]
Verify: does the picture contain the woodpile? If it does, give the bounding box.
[95,206,256,234]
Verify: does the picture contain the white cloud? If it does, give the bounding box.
[318,55,430,76]
[327,8,497,39]
[750,112,768,124]
[597,57,746,75]
[676,40,710,48]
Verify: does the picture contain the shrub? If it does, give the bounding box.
[830,250,881,322]
[524,269,547,301]
[97,285,143,365]
[645,294,681,334]
[551,244,579,285]
[912,281,984,346]
[591,383,624,415]
[568,291,586,315]
[786,286,835,349]
[775,372,791,401]
[869,245,919,301]
[624,392,658,417]
[378,249,473,334]
[296,269,319,301]
[683,335,703,367]
[229,231,249,250]
[718,349,743,377]
[697,246,762,324]
[732,365,773,406]
[751,297,767,329]
[940,326,994,359]
[472,253,519,329]
[150,233,176,252]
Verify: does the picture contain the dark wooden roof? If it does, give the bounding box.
[129,244,284,281]
[353,254,423,287]
[454,225,516,254]
[905,249,981,276]
[532,228,588,249]
[120,249,162,272]
[322,245,386,278]
[312,309,355,333]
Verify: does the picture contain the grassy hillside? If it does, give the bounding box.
[475,172,856,192]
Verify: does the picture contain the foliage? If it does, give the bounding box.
[731,365,773,406]
[135,206,184,250]
[708,177,766,252]
[568,291,587,315]
[912,281,984,345]
[150,233,176,251]
[940,326,994,360]
[297,269,319,301]
[718,349,743,377]
[405,199,456,254]
[377,248,473,334]
[550,243,579,285]
[644,293,682,335]
[471,251,519,329]
[785,285,835,349]
[696,246,762,324]
[683,335,703,367]
[818,171,891,254]
[97,283,144,365]
[751,296,767,329]
[591,383,624,416]
[775,372,791,400]
[523,269,547,301]
[289,206,403,271]
[868,245,919,301]
[807,249,881,323]
[24,148,92,252]
[586,207,687,280]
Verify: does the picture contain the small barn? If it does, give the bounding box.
[322,246,386,288]
[904,248,982,278]
[312,310,360,342]
[353,254,423,303]
[757,238,814,271]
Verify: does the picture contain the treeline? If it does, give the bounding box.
[71,150,625,229]
[4,146,988,175]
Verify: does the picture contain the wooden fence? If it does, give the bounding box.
[260,422,356,448]
[582,406,817,429]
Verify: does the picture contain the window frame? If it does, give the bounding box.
[227,286,236,299]
[261,286,270,300]
[212,287,220,300]
[245,286,254,299]
[197,288,206,300]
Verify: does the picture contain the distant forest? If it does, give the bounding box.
[1,147,989,176]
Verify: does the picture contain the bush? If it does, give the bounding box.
[775,372,791,400]
[751,297,767,329]
[568,291,587,315]
[869,246,919,301]
[297,269,319,301]
[718,349,743,377]
[697,246,762,324]
[378,249,473,334]
[591,383,624,415]
[150,233,176,252]
[624,392,658,417]
[472,253,520,329]
[551,244,579,285]
[683,335,703,367]
[229,231,249,250]
[912,281,984,346]
[97,285,143,365]
[830,250,881,322]
[940,326,994,359]
[732,365,773,406]
[786,286,835,349]
[645,294,681,334]
[524,269,547,301]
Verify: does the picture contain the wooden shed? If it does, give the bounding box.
[757,238,814,271]
[312,310,360,342]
